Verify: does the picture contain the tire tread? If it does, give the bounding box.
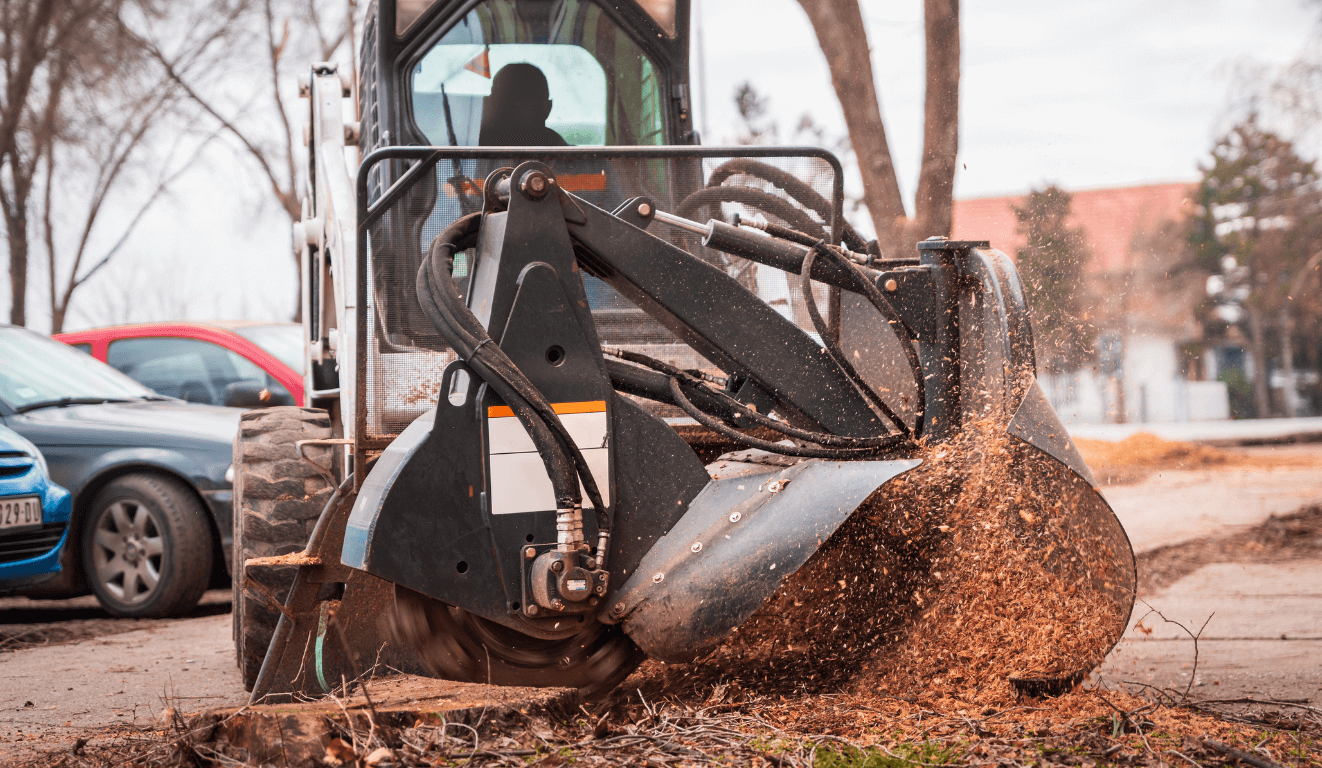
[232,406,334,690]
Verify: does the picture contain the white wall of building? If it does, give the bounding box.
[1038,334,1229,425]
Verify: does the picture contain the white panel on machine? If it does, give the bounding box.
[487,401,610,515]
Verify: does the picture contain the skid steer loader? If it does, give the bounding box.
[231,0,1135,703]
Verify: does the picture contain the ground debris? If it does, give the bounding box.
[1075,432,1322,485]
[20,684,1321,767]
[1137,504,1322,593]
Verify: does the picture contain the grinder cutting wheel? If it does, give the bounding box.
[233,0,1135,704]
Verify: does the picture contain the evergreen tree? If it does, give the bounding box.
[1012,185,1095,373]
[1189,115,1322,417]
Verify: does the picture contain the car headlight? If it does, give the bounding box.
[9,431,48,478]
[29,449,48,478]
[224,464,235,484]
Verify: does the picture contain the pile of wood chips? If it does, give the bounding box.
[1075,431,1322,485]
[657,416,1133,707]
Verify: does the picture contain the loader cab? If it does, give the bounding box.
[356,0,697,365]
[362,0,694,165]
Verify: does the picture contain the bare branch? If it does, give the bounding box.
[264,0,298,218]
[132,33,300,220]
[57,123,223,327]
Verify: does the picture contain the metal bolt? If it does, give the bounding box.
[521,172,549,198]
[525,547,537,559]
[595,584,606,594]
[690,542,703,553]
[729,511,741,523]
[884,278,899,292]
[526,605,539,616]
[612,603,625,614]
[589,597,599,606]
[551,599,565,610]
[584,558,597,570]
[551,560,565,573]
[652,572,664,584]
[637,202,653,217]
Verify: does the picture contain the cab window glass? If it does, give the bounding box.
[411,0,665,147]
[107,338,294,408]
[69,343,91,355]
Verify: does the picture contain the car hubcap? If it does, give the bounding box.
[92,500,164,604]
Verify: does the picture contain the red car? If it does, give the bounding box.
[55,321,305,408]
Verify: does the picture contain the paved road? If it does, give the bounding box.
[0,603,245,762]
[1070,416,1322,444]
[1093,443,1322,702]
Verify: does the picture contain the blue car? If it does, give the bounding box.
[0,424,72,592]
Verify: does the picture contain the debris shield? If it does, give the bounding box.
[605,458,921,662]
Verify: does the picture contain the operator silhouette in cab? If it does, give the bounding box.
[478,63,567,146]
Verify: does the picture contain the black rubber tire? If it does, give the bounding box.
[231,406,334,691]
[81,474,213,618]
[390,585,646,701]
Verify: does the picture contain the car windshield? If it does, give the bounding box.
[0,327,153,409]
[233,324,304,374]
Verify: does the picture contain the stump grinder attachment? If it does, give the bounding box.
[250,150,1134,703]
[242,0,1133,704]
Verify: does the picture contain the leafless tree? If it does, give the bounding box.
[41,1,255,332]
[795,0,959,253]
[0,0,112,326]
[2,1,243,329]
[134,0,359,319]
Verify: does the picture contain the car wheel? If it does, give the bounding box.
[83,474,213,618]
[232,407,334,691]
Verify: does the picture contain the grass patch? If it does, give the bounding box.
[814,741,962,767]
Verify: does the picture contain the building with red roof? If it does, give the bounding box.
[950,181,1229,424]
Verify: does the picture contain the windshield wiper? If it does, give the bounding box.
[14,397,135,413]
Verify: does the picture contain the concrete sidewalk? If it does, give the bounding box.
[1096,559,1322,702]
[1070,416,1322,445]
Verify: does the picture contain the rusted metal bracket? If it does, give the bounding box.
[295,438,354,487]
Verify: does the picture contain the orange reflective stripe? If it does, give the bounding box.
[487,400,606,419]
[557,172,608,191]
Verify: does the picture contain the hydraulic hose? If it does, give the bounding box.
[415,214,609,540]
[799,244,922,439]
[667,376,894,459]
[701,158,871,252]
[607,347,904,455]
[804,243,928,439]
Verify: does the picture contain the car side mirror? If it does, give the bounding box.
[223,381,271,408]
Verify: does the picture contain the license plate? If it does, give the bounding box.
[0,496,43,531]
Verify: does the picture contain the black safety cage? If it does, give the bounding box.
[354,145,848,472]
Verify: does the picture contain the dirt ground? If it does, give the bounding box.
[0,589,232,654]
[3,436,1321,766]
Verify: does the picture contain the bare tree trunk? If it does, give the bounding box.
[1280,308,1296,418]
[5,209,28,326]
[1246,304,1273,418]
[795,0,907,248]
[912,0,959,239]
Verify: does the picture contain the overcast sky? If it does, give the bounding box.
[18,0,1322,332]
[695,0,1320,201]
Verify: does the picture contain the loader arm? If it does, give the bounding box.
[297,64,360,460]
